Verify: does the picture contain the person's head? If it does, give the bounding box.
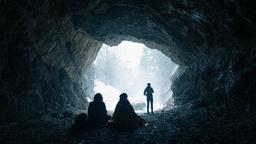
[147,83,151,87]
[119,93,128,101]
[94,93,103,102]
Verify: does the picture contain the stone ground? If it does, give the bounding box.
[1,107,256,144]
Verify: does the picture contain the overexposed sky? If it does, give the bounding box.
[114,41,144,69]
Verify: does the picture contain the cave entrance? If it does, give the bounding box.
[92,41,178,113]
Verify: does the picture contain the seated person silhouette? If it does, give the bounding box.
[71,113,88,132]
[88,93,110,127]
[111,93,146,129]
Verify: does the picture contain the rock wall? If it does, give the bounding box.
[0,0,102,122]
[73,0,256,109]
[172,46,256,109]
[1,0,256,122]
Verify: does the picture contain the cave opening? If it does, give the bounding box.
[92,41,178,112]
[1,0,256,143]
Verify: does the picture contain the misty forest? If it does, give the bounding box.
[93,41,177,112]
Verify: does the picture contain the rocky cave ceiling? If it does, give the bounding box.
[1,0,256,122]
[72,0,256,65]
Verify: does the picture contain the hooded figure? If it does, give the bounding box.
[88,93,110,127]
[112,93,146,128]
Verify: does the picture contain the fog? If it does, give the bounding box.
[93,41,178,112]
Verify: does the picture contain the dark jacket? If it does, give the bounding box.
[144,86,154,99]
[112,99,145,128]
[88,101,109,126]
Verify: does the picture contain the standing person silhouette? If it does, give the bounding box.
[144,83,154,114]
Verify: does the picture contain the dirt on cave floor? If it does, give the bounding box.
[1,106,256,144]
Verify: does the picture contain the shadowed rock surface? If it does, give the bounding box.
[0,0,102,121]
[1,108,256,144]
[1,0,256,143]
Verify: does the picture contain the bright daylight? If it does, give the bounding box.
[93,41,178,112]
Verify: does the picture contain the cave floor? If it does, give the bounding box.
[1,107,256,144]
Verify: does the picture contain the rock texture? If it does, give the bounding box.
[0,0,102,122]
[1,0,256,123]
[1,109,256,144]
[73,0,256,109]
[172,47,256,108]
[73,0,255,64]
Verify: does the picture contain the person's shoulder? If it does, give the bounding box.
[101,101,106,105]
[117,101,126,106]
[89,101,95,105]
[126,100,132,106]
